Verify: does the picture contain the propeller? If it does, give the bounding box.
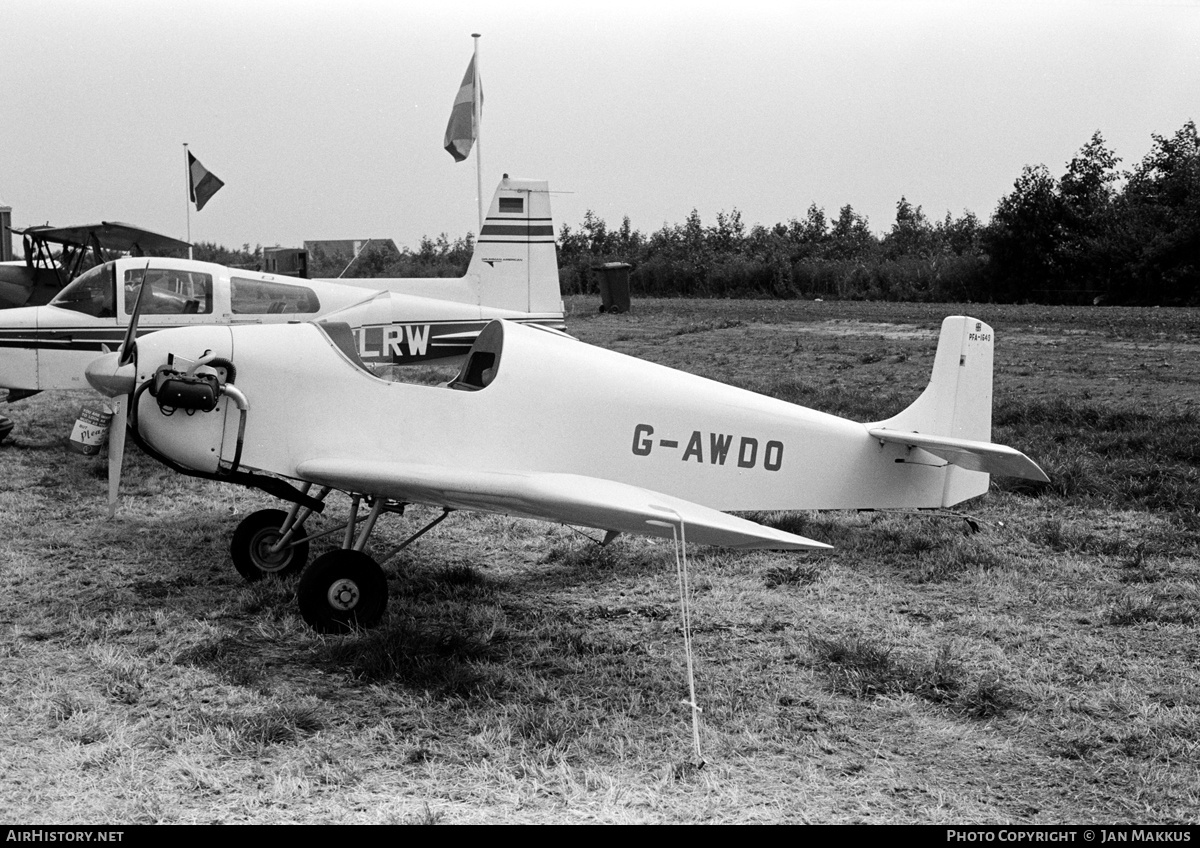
[85,264,152,517]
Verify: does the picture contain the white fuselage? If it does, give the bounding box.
[128,321,987,513]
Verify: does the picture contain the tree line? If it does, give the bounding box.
[195,121,1197,305]
[556,121,1198,306]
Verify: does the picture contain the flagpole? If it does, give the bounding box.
[472,33,482,232]
[183,143,192,259]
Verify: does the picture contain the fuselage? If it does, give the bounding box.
[127,320,983,513]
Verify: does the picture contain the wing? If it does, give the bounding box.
[867,427,1049,482]
[14,222,191,254]
[294,459,830,551]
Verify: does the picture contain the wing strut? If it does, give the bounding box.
[375,508,454,568]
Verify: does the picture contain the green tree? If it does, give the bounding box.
[1113,120,1200,304]
[793,204,829,256]
[193,242,260,268]
[985,164,1066,301]
[1058,131,1122,300]
[882,197,934,260]
[933,210,983,257]
[707,209,745,254]
[826,205,876,261]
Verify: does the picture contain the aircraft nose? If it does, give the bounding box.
[85,352,136,397]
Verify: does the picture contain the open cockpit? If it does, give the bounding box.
[316,318,506,390]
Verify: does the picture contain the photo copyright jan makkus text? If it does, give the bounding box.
[947,831,1192,843]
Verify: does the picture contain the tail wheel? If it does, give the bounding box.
[230,508,310,582]
[297,550,388,633]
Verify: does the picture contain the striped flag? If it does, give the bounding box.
[443,56,481,162]
[188,152,225,211]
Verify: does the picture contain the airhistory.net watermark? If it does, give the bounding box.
[5,832,123,842]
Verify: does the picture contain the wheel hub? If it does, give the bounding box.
[327,578,360,611]
[253,533,289,569]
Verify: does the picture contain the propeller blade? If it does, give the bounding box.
[101,263,148,518]
[118,262,153,367]
[107,395,128,518]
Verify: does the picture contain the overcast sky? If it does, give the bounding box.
[2,0,1197,254]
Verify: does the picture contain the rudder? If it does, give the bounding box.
[466,176,564,318]
[870,316,996,505]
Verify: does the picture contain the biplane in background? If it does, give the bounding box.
[85,300,1048,633]
[0,176,565,440]
[0,221,190,441]
[0,221,190,310]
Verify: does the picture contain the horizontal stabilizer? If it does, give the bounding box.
[867,427,1049,482]
[295,459,831,551]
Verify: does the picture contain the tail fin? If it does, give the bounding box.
[875,316,994,442]
[867,317,1047,506]
[466,176,564,318]
[327,176,564,323]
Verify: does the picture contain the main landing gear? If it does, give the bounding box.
[228,485,452,634]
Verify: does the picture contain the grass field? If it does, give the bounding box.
[1,296,1197,824]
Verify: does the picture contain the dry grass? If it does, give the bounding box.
[0,297,1197,823]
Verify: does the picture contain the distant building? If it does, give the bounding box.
[262,246,309,278]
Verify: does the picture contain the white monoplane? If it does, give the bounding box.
[85,306,1048,633]
[0,176,564,401]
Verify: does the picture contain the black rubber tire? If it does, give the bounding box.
[297,550,388,633]
[229,508,309,582]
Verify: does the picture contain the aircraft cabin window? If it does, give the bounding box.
[124,269,213,315]
[231,277,321,315]
[49,262,116,317]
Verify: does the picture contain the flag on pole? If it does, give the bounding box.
[187,152,225,211]
[443,55,481,162]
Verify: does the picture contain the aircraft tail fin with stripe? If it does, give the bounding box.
[465,176,563,317]
[323,176,564,322]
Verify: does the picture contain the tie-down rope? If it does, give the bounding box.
[667,517,703,766]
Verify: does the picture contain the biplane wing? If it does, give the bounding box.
[294,459,831,551]
[13,221,191,256]
[1,221,191,310]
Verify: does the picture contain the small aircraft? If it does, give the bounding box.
[0,221,191,310]
[0,175,564,418]
[85,303,1048,633]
